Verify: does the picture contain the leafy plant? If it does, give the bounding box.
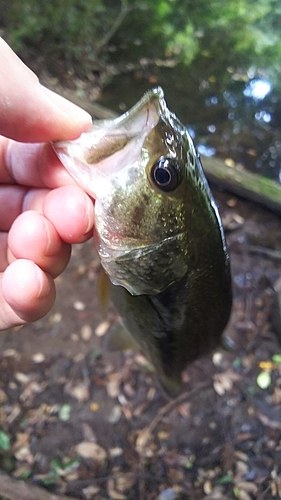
[0,0,281,79]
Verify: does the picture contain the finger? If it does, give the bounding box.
[0,185,58,232]
[8,211,71,277]
[0,38,92,142]
[1,260,56,328]
[0,233,8,271]
[43,186,95,243]
[0,185,28,231]
[1,139,79,188]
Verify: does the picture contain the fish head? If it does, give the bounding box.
[54,87,218,296]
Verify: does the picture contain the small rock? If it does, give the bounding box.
[32,352,45,363]
[108,405,122,424]
[80,324,93,341]
[49,312,62,324]
[73,300,86,311]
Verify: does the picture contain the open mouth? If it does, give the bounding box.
[52,87,165,198]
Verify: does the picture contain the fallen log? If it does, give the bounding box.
[0,469,77,500]
[201,155,281,215]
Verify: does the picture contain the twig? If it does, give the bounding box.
[246,244,281,261]
[96,2,132,56]
[0,470,78,500]
[146,380,212,436]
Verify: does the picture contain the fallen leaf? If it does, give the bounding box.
[65,380,90,401]
[256,370,271,389]
[135,428,152,454]
[59,404,71,421]
[106,373,122,398]
[95,320,110,337]
[213,369,241,395]
[75,441,107,462]
[82,485,101,499]
[107,479,126,500]
[256,411,281,430]
[0,430,10,451]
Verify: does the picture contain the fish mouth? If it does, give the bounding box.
[53,87,166,199]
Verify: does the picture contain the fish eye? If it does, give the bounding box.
[150,156,182,192]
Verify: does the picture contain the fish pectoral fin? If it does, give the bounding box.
[103,321,139,352]
[96,266,111,313]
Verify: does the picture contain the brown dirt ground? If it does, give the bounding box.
[0,188,281,500]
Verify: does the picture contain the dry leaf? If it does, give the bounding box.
[13,445,33,463]
[109,447,123,458]
[75,441,107,462]
[65,380,90,401]
[135,428,152,455]
[256,410,281,430]
[235,482,258,494]
[107,479,126,500]
[213,369,241,395]
[235,489,251,500]
[106,373,122,398]
[82,485,101,499]
[95,320,110,337]
[0,389,8,403]
[115,474,135,492]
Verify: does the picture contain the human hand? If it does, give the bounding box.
[0,38,94,330]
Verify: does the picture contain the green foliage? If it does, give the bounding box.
[1,0,130,71]
[0,430,11,451]
[1,0,281,77]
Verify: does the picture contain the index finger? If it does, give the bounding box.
[0,137,77,188]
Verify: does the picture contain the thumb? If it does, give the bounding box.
[0,38,92,142]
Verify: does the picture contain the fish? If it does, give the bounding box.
[53,87,232,395]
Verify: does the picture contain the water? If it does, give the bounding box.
[98,65,281,183]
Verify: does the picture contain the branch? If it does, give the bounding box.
[96,2,132,56]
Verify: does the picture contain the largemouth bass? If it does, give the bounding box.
[53,87,232,395]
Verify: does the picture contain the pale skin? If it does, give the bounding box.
[0,38,94,330]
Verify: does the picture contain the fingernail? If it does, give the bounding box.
[41,86,92,125]
[84,195,95,234]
